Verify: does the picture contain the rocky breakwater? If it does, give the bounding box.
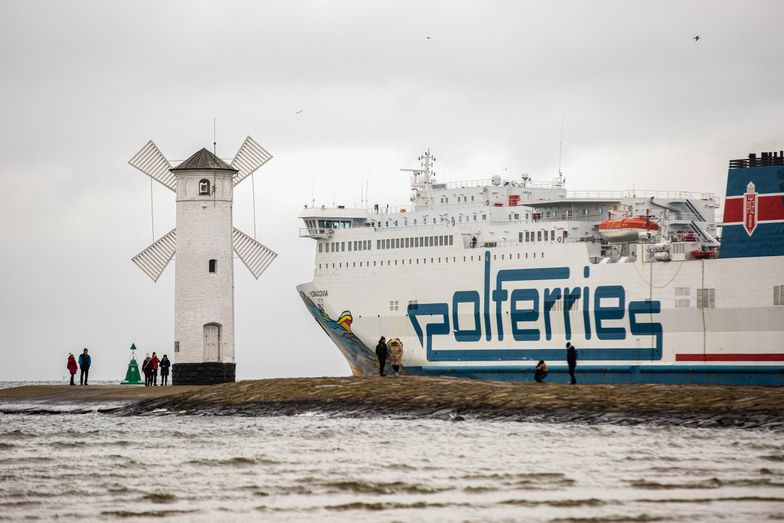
[121,377,784,430]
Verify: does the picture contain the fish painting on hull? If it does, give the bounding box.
[298,293,377,375]
[337,311,353,333]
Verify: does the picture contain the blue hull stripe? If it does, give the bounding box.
[406,365,784,386]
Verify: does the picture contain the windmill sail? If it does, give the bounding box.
[233,228,277,279]
[129,140,176,191]
[231,136,273,186]
[132,229,177,282]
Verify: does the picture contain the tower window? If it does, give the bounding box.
[199,179,211,195]
[209,259,217,273]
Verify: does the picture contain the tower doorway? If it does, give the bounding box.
[203,323,221,361]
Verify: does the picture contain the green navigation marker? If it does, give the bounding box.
[121,343,143,385]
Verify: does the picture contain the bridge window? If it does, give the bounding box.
[199,179,211,195]
[208,259,216,273]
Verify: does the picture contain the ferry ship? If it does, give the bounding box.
[297,150,784,385]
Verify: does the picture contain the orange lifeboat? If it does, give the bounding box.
[598,217,659,242]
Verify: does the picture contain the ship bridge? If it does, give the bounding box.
[299,206,369,239]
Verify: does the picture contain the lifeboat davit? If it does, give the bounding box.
[599,217,659,242]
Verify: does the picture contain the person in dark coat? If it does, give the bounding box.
[66,354,78,386]
[375,337,388,376]
[78,348,91,386]
[566,342,577,385]
[534,360,548,383]
[151,352,160,386]
[141,354,152,386]
[159,355,171,386]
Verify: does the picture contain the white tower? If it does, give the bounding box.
[128,137,277,384]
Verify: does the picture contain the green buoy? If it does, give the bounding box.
[121,343,143,385]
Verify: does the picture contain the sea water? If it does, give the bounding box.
[1,407,783,522]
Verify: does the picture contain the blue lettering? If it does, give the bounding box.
[543,287,561,341]
[452,291,481,342]
[629,300,663,360]
[406,257,663,361]
[408,303,450,353]
[510,289,539,341]
[562,287,581,341]
[594,285,626,340]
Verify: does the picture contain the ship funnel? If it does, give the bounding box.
[719,151,784,258]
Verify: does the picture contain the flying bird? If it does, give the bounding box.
[693,35,700,42]
[295,109,303,115]
[426,36,431,40]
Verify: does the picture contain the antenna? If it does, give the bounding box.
[213,117,217,155]
[557,115,564,178]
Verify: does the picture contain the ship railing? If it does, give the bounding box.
[565,190,715,201]
[436,178,560,190]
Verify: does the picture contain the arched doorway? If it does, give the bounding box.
[203,323,221,361]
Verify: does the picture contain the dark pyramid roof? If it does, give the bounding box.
[171,148,237,172]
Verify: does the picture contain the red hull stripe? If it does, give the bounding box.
[676,353,784,362]
[723,194,784,223]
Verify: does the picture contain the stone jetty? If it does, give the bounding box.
[2,378,783,430]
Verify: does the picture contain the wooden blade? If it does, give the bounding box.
[131,229,176,282]
[128,140,176,191]
[233,228,277,279]
[231,136,272,186]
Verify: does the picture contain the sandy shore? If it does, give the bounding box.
[3,378,783,429]
[0,384,204,402]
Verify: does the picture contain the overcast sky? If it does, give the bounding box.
[1,0,782,381]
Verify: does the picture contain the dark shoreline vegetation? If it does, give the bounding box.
[2,377,783,430]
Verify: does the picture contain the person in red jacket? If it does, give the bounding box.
[66,353,78,386]
[151,352,160,386]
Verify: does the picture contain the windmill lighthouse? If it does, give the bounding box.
[128,137,277,385]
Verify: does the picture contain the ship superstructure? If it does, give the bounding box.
[297,150,784,384]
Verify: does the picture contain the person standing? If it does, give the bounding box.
[375,337,388,376]
[142,353,152,387]
[159,355,171,386]
[534,360,548,383]
[151,352,160,386]
[388,338,404,376]
[66,353,78,386]
[78,348,91,386]
[566,342,578,385]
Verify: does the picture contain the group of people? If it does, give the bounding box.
[534,342,578,384]
[66,348,91,386]
[372,337,579,382]
[374,336,404,376]
[141,352,171,386]
[66,349,172,386]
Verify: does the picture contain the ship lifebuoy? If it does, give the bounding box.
[557,237,563,243]
[485,200,490,206]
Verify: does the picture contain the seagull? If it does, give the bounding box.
[295,109,303,115]
[693,35,700,42]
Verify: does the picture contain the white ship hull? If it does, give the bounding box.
[298,150,784,384]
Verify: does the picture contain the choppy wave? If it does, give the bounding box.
[0,412,781,521]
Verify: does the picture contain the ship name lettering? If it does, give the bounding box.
[407,251,662,355]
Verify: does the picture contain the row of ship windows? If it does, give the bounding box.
[318,251,547,270]
[378,235,454,250]
[319,235,454,253]
[318,230,562,255]
[521,230,558,242]
[320,240,372,253]
[676,286,784,308]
